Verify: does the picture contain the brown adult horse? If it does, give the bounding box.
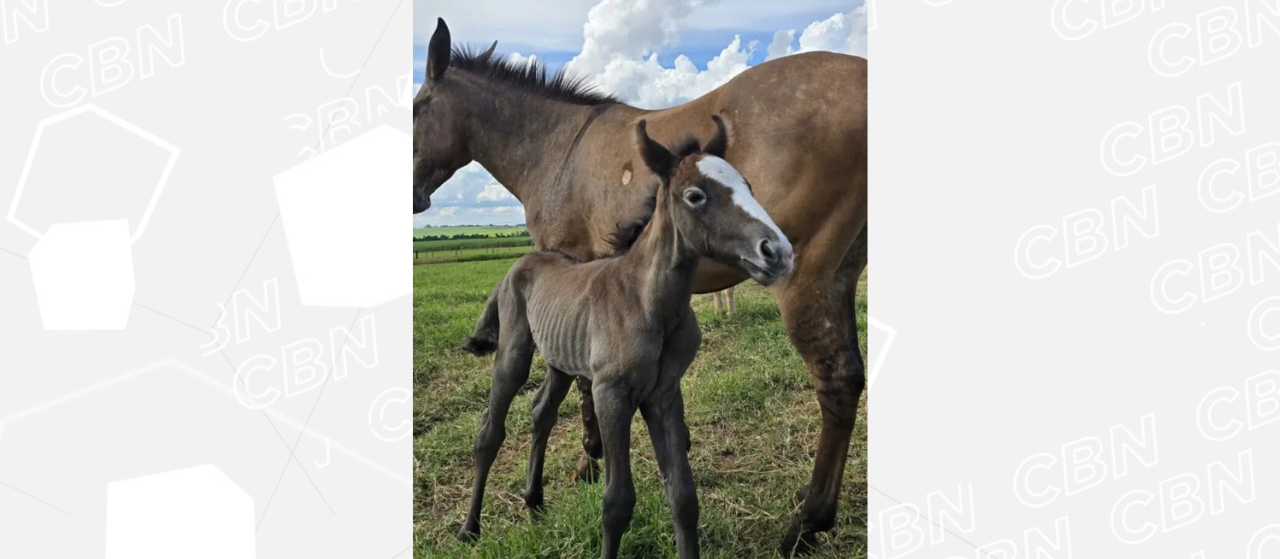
[413,18,866,556]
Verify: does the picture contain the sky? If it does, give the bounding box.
[412,0,868,228]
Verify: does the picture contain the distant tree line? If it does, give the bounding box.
[413,230,530,242]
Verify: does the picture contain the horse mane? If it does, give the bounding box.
[604,194,656,256]
[602,135,701,255]
[450,45,617,106]
[669,136,703,159]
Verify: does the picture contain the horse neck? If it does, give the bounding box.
[623,192,698,318]
[456,73,609,203]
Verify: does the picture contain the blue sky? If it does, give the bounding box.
[412,0,866,227]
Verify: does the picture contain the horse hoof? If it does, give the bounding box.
[528,506,546,522]
[457,525,480,544]
[778,519,820,557]
[526,497,546,521]
[571,455,601,484]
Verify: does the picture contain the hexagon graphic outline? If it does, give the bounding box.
[867,316,897,388]
[8,103,180,243]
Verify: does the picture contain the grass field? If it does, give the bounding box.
[413,225,534,264]
[414,236,533,253]
[414,225,528,238]
[414,245,534,265]
[415,257,867,559]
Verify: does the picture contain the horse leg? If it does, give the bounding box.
[593,380,638,559]
[793,223,867,508]
[573,377,604,483]
[776,240,866,557]
[726,287,736,315]
[641,388,699,559]
[640,312,701,558]
[525,366,573,517]
[459,329,534,542]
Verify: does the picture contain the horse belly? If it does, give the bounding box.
[529,305,591,376]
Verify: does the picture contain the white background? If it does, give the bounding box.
[1,1,411,557]
[872,1,1279,557]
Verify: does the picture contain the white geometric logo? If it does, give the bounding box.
[28,220,135,329]
[9,104,179,330]
[274,124,410,307]
[105,464,255,559]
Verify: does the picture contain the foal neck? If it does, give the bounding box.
[624,190,698,316]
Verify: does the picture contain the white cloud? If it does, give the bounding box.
[475,183,513,202]
[567,0,865,109]
[568,0,708,77]
[766,29,796,61]
[414,0,601,51]
[765,5,869,61]
[798,6,868,57]
[507,52,538,69]
[589,35,753,109]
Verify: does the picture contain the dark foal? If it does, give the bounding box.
[459,116,793,559]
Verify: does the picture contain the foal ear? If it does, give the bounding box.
[634,119,675,178]
[704,115,729,159]
[476,41,499,65]
[427,18,452,82]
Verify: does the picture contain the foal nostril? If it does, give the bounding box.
[759,239,777,263]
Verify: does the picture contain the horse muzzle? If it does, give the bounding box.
[414,188,431,213]
[742,237,794,285]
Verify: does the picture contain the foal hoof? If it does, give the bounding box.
[457,524,480,544]
[778,519,820,557]
[527,504,547,522]
[571,455,601,484]
[525,494,546,521]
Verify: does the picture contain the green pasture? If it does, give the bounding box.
[415,257,868,558]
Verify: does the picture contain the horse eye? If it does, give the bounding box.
[683,188,706,207]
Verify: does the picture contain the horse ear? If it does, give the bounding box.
[427,18,451,82]
[476,41,499,65]
[704,115,729,158]
[634,119,674,179]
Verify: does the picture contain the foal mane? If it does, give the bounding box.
[603,135,704,255]
[450,45,617,106]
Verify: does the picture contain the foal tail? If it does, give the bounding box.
[462,285,500,356]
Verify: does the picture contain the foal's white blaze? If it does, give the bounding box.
[695,156,791,253]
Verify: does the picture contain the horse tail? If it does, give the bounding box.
[462,283,501,356]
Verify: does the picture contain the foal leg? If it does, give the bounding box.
[593,381,638,559]
[776,238,866,557]
[524,366,573,517]
[459,332,534,541]
[573,377,604,483]
[640,312,701,558]
[641,389,698,559]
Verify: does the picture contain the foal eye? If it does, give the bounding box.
[683,188,706,207]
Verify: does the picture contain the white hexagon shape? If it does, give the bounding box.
[8,104,179,243]
[105,464,255,559]
[28,220,134,330]
[274,125,410,307]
